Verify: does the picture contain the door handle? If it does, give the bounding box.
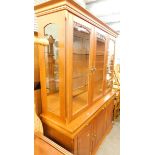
[89,68,94,73]
[93,67,96,72]
[89,67,96,73]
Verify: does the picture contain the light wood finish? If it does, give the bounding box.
[35,1,118,154]
[41,94,115,155]
[34,36,49,45]
[46,92,89,116]
[34,89,42,116]
[34,44,40,83]
[34,37,44,137]
[41,92,115,136]
[92,27,106,103]
[77,123,92,155]
[43,124,74,152]
[38,10,66,121]
[70,14,94,120]
[106,98,114,130]
[73,91,87,114]
[34,132,73,155]
[47,93,60,115]
[34,104,43,134]
[66,10,73,122]
[34,0,118,37]
[94,107,107,147]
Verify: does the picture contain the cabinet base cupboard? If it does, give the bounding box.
[34,0,118,155]
[42,95,114,155]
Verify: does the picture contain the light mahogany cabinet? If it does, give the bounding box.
[34,0,118,154]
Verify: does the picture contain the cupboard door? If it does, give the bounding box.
[92,29,107,102]
[38,11,66,119]
[96,108,107,145]
[93,107,106,149]
[105,39,115,93]
[106,100,114,130]
[77,124,92,155]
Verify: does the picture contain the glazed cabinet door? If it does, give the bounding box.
[77,124,92,155]
[92,28,107,102]
[66,14,94,120]
[105,39,115,94]
[37,11,66,120]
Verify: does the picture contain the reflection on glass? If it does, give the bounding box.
[44,23,60,116]
[106,39,115,90]
[72,22,90,114]
[93,33,105,101]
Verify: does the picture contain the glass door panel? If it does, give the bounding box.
[106,39,115,91]
[44,23,60,116]
[72,22,90,114]
[93,33,105,101]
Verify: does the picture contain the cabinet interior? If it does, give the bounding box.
[72,24,90,114]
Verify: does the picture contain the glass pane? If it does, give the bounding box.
[93,34,105,101]
[44,24,60,116]
[72,22,90,114]
[106,39,115,90]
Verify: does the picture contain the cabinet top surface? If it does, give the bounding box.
[34,0,118,37]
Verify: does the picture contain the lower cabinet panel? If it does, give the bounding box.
[43,99,114,155]
[77,124,92,155]
[43,124,74,152]
[94,107,107,149]
[76,100,114,155]
[106,100,114,132]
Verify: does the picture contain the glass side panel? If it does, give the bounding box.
[72,22,90,114]
[44,23,60,116]
[106,39,115,90]
[93,34,105,101]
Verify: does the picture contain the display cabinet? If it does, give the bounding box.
[35,0,118,154]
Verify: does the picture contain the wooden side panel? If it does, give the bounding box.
[35,135,63,155]
[34,43,42,116]
[34,133,73,155]
[106,100,114,132]
[77,124,92,155]
[73,136,78,155]
[37,10,66,120]
[34,44,40,83]
[34,89,42,116]
[43,123,74,152]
